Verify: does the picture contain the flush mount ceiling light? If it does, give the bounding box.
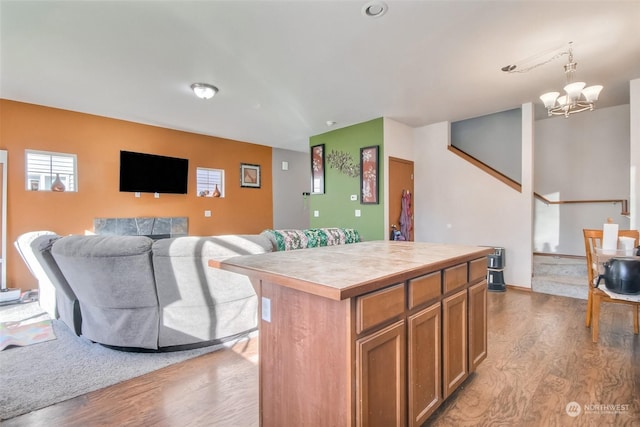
[190,83,218,100]
[362,1,388,18]
[539,43,602,118]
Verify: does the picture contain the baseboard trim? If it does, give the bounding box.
[504,285,532,293]
[533,252,585,260]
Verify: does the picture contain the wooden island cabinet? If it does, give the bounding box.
[216,241,491,427]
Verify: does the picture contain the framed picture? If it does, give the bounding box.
[240,163,261,188]
[310,144,325,194]
[360,145,379,204]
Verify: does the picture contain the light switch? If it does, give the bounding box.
[281,161,289,171]
[355,209,361,217]
[154,192,160,199]
[314,210,320,217]
[204,210,211,217]
[350,194,357,201]
[135,192,141,198]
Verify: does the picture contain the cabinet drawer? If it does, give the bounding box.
[357,284,405,334]
[469,258,487,283]
[443,263,468,294]
[408,272,441,309]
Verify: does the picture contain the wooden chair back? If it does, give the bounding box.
[583,229,639,289]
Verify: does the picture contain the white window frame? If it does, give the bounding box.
[25,149,78,192]
[196,167,224,197]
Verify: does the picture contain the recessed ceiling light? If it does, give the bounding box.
[190,83,218,100]
[362,1,388,18]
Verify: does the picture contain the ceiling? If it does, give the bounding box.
[1,1,639,153]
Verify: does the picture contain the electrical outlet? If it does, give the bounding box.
[350,194,357,201]
[154,192,160,199]
[135,192,141,198]
[204,210,211,217]
[262,297,271,322]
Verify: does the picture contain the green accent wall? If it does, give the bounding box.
[309,118,384,241]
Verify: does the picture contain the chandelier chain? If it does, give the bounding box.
[506,51,569,74]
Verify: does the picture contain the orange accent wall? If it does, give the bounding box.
[0,100,273,291]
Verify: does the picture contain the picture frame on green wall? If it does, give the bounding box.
[311,144,325,194]
[360,145,379,204]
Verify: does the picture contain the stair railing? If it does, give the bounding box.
[534,193,629,216]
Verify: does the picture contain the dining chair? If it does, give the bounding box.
[583,228,639,343]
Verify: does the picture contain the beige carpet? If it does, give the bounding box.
[0,301,254,421]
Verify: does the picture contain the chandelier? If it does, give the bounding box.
[539,43,602,118]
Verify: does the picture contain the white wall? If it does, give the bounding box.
[534,104,631,255]
[383,118,415,238]
[451,108,522,183]
[413,104,534,288]
[631,79,640,230]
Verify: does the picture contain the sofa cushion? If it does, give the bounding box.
[261,229,308,251]
[152,235,271,347]
[31,235,82,335]
[153,234,273,262]
[261,228,361,251]
[51,235,160,349]
[306,227,361,246]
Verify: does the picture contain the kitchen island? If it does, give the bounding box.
[215,240,492,427]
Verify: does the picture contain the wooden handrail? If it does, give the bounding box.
[447,146,522,192]
[447,145,629,216]
[534,192,629,216]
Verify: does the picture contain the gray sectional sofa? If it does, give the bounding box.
[17,228,360,351]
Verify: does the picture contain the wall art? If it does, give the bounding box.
[311,144,325,194]
[240,163,261,188]
[360,145,379,204]
[326,149,359,178]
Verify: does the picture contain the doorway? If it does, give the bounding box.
[388,157,414,241]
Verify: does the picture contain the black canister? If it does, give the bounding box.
[596,257,640,294]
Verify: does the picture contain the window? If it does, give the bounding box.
[196,167,224,197]
[25,150,77,192]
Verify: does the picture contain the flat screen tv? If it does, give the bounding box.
[119,150,189,194]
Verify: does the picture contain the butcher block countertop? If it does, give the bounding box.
[215,240,493,301]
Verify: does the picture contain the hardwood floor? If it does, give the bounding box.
[430,290,640,427]
[5,290,639,426]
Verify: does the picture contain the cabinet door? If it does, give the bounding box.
[468,280,488,372]
[356,320,406,427]
[408,303,441,427]
[442,289,468,399]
